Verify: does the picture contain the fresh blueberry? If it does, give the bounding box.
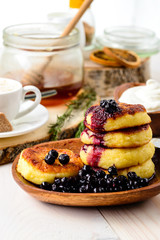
[52,183,57,191]
[48,149,58,159]
[44,154,56,165]
[127,172,138,180]
[40,182,52,190]
[95,170,106,178]
[79,185,87,193]
[82,165,92,173]
[100,99,120,114]
[54,178,61,185]
[58,154,70,165]
[108,165,118,175]
[140,178,149,186]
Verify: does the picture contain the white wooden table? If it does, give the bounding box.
[0,53,160,240]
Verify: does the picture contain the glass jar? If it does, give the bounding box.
[95,26,160,58]
[0,23,84,106]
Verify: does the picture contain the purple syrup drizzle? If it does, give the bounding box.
[83,128,105,146]
[84,105,107,132]
[84,144,105,167]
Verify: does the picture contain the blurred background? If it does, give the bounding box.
[0,0,160,99]
[0,0,160,46]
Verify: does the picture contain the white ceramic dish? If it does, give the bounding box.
[0,100,48,138]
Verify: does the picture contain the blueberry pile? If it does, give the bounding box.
[40,165,150,193]
[100,99,121,114]
[44,150,70,165]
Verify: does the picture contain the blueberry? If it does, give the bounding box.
[140,178,149,187]
[114,187,118,192]
[126,183,131,190]
[118,186,123,191]
[113,177,118,185]
[79,185,87,193]
[78,169,85,178]
[58,185,64,192]
[133,180,138,188]
[95,170,106,178]
[44,154,56,165]
[93,187,99,193]
[129,180,133,186]
[86,174,91,182]
[98,187,105,193]
[40,182,52,190]
[82,165,92,173]
[106,178,113,187]
[62,187,70,193]
[108,165,118,175]
[58,154,70,165]
[100,99,120,114]
[68,176,77,186]
[85,184,92,192]
[70,186,77,193]
[98,178,106,187]
[100,100,108,108]
[109,187,113,192]
[61,177,68,186]
[90,176,98,187]
[127,172,138,180]
[79,178,86,185]
[118,175,127,183]
[52,183,57,191]
[54,178,61,185]
[104,174,111,180]
[48,149,58,159]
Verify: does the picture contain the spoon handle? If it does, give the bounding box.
[61,0,94,37]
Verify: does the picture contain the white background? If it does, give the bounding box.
[0,0,160,45]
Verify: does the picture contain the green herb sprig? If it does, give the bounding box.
[49,87,96,140]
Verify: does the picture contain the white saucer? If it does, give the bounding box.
[0,101,49,138]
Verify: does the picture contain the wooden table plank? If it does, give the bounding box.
[99,196,160,240]
[0,163,118,240]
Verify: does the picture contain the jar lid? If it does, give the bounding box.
[95,26,160,57]
[3,23,80,51]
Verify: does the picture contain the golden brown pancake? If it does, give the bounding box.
[17,146,83,185]
[80,141,155,169]
[80,125,152,148]
[84,102,151,132]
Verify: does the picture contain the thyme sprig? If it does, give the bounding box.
[49,87,96,140]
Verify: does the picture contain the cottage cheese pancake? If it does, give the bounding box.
[81,124,152,148]
[80,141,155,169]
[84,102,151,132]
[17,146,83,185]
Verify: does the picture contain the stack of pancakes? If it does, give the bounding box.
[80,102,155,178]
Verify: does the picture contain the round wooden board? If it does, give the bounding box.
[12,138,160,207]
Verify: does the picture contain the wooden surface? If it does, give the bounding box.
[12,139,160,207]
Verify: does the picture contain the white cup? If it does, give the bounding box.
[0,78,41,121]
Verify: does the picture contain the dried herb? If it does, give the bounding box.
[49,87,96,140]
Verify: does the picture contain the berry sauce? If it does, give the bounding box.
[84,106,107,132]
[83,128,105,146]
[82,144,105,167]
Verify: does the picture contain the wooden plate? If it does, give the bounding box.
[114,82,160,137]
[12,139,160,207]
